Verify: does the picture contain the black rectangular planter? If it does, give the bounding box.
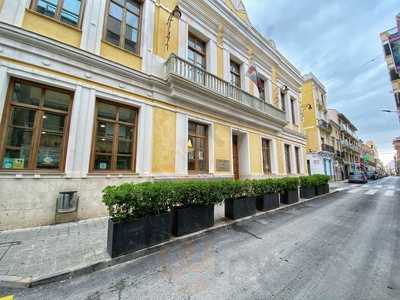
[300,186,316,199]
[256,193,280,211]
[225,196,257,220]
[172,205,214,237]
[107,212,171,258]
[316,184,330,195]
[280,190,299,204]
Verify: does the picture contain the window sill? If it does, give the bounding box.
[101,40,142,59]
[26,9,83,33]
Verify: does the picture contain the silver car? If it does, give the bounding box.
[348,172,368,184]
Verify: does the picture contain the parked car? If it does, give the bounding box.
[366,171,377,180]
[348,172,368,184]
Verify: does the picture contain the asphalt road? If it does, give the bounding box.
[2,177,400,300]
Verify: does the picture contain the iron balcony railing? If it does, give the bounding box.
[318,119,332,131]
[321,144,335,153]
[165,54,286,121]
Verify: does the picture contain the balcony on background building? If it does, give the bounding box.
[165,54,286,122]
[318,119,332,131]
[321,143,335,153]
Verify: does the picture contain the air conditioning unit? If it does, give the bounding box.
[55,191,79,224]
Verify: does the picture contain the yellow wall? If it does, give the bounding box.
[153,0,179,59]
[301,80,320,153]
[249,133,263,174]
[100,42,142,71]
[0,0,4,11]
[152,108,176,174]
[214,124,231,174]
[217,46,224,79]
[22,10,82,48]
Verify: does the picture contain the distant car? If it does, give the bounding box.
[348,172,368,184]
[366,171,377,180]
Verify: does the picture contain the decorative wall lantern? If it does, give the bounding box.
[165,5,182,50]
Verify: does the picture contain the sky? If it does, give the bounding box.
[243,0,399,165]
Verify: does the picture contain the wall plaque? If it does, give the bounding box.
[216,159,231,172]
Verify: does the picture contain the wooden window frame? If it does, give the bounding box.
[103,0,143,55]
[262,138,271,175]
[188,34,207,70]
[230,60,241,88]
[284,144,291,174]
[89,99,138,174]
[31,0,86,28]
[258,77,266,101]
[0,78,73,173]
[188,121,209,174]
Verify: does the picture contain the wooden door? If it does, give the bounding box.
[232,135,240,180]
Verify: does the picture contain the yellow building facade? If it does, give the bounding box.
[0,0,307,230]
[301,73,336,177]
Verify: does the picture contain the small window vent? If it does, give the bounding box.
[56,191,79,214]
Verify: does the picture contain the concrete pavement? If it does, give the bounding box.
[2,176,399,299]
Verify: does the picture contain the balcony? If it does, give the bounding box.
[321,144,335,153]
[318,119,332,131]
[165,54,286,122]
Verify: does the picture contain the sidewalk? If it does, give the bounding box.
[0,188,339,288]
[329,179,350,190]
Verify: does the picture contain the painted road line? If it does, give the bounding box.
[361,185,369,188]
[365,189,378,195]
[386,185,395,189]
[375,185,383,188]
[348,188,363,194]
[384,190,395,197]
[350,184,359,188]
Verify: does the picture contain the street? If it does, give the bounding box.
[2,177,400,300]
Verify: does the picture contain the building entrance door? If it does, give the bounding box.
[232,135,240,180]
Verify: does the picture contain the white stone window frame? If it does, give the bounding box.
[177,114,215,176]
[230,127,250,178]
[259,134,278,176]
[93,90,153,177]
[0,65,153,177]
[253,68,272,104]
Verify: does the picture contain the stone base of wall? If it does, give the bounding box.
[0,177,150,231]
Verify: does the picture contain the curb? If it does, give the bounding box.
[0,190,339,289]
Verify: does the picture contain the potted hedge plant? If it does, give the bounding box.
[103,182,173,258]
[222,180,257,220]
[224,180,257,220]
[299,176,316,199]
[171,180,224,237]
[279,177,300,204]
[252,179,280,211]
[315,175,330,195]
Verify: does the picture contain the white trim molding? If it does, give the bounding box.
[0,66,10,125]
[0,0,28,27]
[81,0,107,55]
[175,112,189,176]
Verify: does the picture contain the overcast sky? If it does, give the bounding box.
[243,0,399,164]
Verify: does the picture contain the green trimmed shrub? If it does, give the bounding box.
[251,179,281,197]
[277,177,300,192]
[171,180,226,207]
[222,180,252,199]
[313,174,330,186]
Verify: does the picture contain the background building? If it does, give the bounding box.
[0,0,307,230]
[381,13,400,166]
[394,137,400,175]
[301,73,335,178]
